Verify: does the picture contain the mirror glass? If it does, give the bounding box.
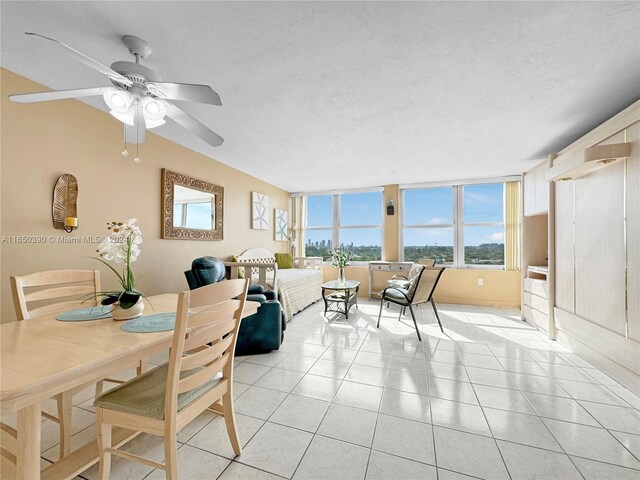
[161,169,224,241]
[172,185,215,230]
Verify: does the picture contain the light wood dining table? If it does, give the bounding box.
[0,293,258,480]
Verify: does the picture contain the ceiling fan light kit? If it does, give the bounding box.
[9,33,225,163]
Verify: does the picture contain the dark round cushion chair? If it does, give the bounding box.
[184,256,285,356]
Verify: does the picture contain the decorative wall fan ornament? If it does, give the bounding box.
[9,33,224,162]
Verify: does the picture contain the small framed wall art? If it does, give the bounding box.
[274,208,288,241]
[252,192,269,230]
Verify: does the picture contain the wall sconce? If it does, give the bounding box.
[52,174,78,233]
[386,200,395,216]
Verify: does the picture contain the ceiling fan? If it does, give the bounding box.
[9,33,224,150]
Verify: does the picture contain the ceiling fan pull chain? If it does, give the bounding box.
[134,142,141,164]
[122,121,128,157]
[134,99,141,164]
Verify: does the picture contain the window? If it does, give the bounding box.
[172,185,215,230]
[462,184,504,266]
[305,195,334,260]
[402,187,454,265]
[304,191,383,262]
[401,183,505,268]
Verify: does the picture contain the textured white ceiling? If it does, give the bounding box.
[1,1,639,193]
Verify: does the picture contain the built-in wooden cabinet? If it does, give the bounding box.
[520,101,640,388]
[521,160,554,335]
[523,161,549,216]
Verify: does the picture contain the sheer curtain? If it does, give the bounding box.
[290,196,306,257]
[505,181,521,271]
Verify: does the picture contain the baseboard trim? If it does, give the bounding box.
[554,307,640,394]
[435,296,520,308]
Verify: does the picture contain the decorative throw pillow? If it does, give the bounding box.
[275,252,294,269]
[406,264,425,299]
[229,255,245,279]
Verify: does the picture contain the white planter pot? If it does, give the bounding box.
[111,298,144,321]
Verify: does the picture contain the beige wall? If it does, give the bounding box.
[323,266,521,307]
[319,182,521,307]
[383,184,399,261]
[1,69,290,322]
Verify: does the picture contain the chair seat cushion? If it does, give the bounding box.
[383,287,410,303]
[94,363,222,420]
[387,279,410,289]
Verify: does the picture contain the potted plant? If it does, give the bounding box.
[330,246,352,285]
[93,218,145,320]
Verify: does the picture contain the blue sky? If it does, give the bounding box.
[306,185,504,247]
[174,203,213,230]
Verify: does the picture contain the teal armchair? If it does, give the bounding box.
[185,257,285,356]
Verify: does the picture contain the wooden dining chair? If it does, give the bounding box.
[9,269,146,458]
[95,278,249,480]
[11,269,102,321]
[10,269,102,458]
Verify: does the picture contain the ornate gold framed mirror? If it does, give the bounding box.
[161,169,223,240]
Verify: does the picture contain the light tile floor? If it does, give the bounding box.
[21,299,640,479]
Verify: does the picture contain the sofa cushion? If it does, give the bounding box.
[406,264,425,299]
[275,252,294,269]
[229,255,245,279]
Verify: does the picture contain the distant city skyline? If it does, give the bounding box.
[305,184,505,247]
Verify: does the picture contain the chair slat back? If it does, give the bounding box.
[178,354,228,394]
[187,300,241,330]
[180,335,234,371]
[165,279,249,419]
[24,285,97,302]
[11,270,101,320]
[411,267,445,305]
[183,318,236,352]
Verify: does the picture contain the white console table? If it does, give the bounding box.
[368,261,413,298]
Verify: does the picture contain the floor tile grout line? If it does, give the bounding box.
[49,300,640,479]
[216,457,287,480]
[479,385,588,479]
[425,323,440,479]
[365,416,640,475]
[457,344,514,480]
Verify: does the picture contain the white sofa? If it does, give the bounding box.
[226,248,324,321]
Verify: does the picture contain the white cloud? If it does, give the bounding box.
[464,192,502,206]
[484,232,504,242]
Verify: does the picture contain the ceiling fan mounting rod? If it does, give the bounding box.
[122,35,152,61]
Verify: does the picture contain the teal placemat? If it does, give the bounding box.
[121,313,176,333]
[57,305,113,321]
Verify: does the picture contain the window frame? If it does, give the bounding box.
[173,199,215,230]
[303,189,384,265]
[400,182,506,269]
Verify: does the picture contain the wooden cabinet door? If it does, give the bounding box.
[524,170,537,216]
[524,162,549,216]
[535,163,549,213]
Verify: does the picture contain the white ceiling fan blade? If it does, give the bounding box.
[25,33,133,87]
[9,86,110,104]
[151,82,222,106]
[124,102,146,144]
[164,102,224,147]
